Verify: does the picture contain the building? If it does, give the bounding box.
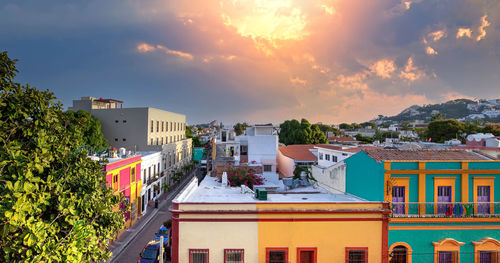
[70,96,192,189]
[277,145,317,178]
[214,124,278,175]
[328,136,358,145]
[342,149,500,263]
[138,151,163,214]
[170,175,390,263]
[102,151,142,232]
[69,96,188,152]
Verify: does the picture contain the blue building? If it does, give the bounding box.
[344,149,500,263]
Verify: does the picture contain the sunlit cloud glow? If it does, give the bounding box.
[456,28,472,39]
[136,43,194,60]
[370,59,396,79]
[476,15,490,42]
[426,46,438,56]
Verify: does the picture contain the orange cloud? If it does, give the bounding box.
[426,46,438,56]
[370,59,396,79]
[290,76,307,86]
[399,57,426,82]
[136,43,194,60]
[456,28,472,39]
[428,29,446,42]
[476,15,490,42]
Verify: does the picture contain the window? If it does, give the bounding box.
[151,120,154,132]
[162,121,164,132]
[115,120,119,123]
[438,251,458,263]
[319,153,324,160]
[433,177,455,214]
[473,238,500,263]
[266,248,288,263]
[161,137,164,145]
[297,248,317,263]
[157,121,159,132]
[189,249,208,263]
[433,238,464,263]
[150,138,153,145]
[346,247,368,263]
[123,120,127,123]
[392,186,406,214]
[389,243,412,263]
[473,177,495,215]
[170,122,172,131]
[224,249,244,263]
[122,138,126,141]
[156,138,159,145]
[325,154,330,161]
[115,138,118,142]
[264,165,272,172]
[131,167,136,183]
[333,155,338,162]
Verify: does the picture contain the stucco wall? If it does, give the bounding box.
[345,152,385,201]
[311,161,346,194]
[276,149,295,178]
[247,135,277,164]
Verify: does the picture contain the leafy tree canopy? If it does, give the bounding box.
[233,122,248,136]
[63,110,108,150]
[0,51,123,262]
[279,118,327,145]
[316,124,340,136]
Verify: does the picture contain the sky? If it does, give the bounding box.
[1,0,500,125]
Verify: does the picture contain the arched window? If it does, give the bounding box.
[389,242,412,263]
[473,237,500,263]
[432,238,464,263]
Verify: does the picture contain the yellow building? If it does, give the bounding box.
[170,175,389,263]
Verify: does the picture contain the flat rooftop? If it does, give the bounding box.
[176,176,365,203]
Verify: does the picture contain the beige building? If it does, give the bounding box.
[70,96,192,178]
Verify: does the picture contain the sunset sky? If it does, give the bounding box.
[1,0,499,125]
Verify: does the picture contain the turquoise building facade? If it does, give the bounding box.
[344,149,500,263]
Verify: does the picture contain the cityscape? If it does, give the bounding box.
[1,1,500,263]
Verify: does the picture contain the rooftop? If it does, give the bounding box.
[315,144,380,153]
[363,149,489,162]
[328,136,357,142]
[176,175,365,203]
[278,145,317,161]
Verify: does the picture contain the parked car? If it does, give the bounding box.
[138,241,162,263]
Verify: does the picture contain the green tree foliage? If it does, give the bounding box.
[185,125,193,138]
[185,125,202,147]
[192,136,202,147]
[279,119,327,145]
[339,123,353,130]
[426,119,465,143]
[360,122,377,129]
[233,122,248,136]
[0,52,123,262]
[483,123,500,136]
[430,113,445,121]
[63,110,108,150]
[316,124,340,136]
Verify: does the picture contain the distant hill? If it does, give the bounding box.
[371,98,500,123]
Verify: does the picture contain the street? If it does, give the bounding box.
[110,168,203,263]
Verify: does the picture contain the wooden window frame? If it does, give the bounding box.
[433,238,464,263]
[473,238,500,263]
[297,247,317,263]
[391,177,410,215]
[189,249,209,263]
[389,242,412,263]
[433,177,456,214]
[473,177,495,215]
[266,247,288,263]
[224,249,244,263]
[345,247,368,263]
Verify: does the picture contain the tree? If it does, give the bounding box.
[0,52,123,262]
[185,125,193,138]
[339,123,353,130]
[360,122,377,129]
[482,123,500,136]
[430,113,445,121]
[233,122,248,136]
[64,110,108,150]
[426,119,464,143]
[317,124,340,136]
[192,136,202,147]
[279,118,327,145]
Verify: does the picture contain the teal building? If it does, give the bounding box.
[344,149,500,263]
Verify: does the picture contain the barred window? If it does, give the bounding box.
[346,247,368,263]
[266,248,288,263]
[224,249,244,263]
[189,249,208,263]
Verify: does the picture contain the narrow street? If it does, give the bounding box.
[110,168,203,263]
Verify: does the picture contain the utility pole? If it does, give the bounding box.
[160,236,164,263]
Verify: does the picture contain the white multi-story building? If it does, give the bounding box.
[138,151,163,214]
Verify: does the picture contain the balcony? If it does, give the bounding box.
[390,202,500,218]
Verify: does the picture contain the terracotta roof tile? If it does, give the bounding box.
[363,149,488,162]
[328,136,357,142]
[316,144,381,153]
[278,145,317,161]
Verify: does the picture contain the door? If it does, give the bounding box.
[392,186,405,214]
[438,251,454,263]
[480,251,491,263]
[437,186,452,214]
[477,186,491,214]
[391,246,407,263]
[300,251,314,263]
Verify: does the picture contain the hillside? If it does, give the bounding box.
[371,98,500,123]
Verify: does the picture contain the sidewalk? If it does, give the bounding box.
[108,168,197,262]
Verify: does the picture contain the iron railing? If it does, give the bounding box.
[390,202,500,217]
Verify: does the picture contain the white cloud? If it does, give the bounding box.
[399,57,426,82]
[370,59,396,79]
[426,46,438,56]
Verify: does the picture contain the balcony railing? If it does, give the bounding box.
[390,202,500,218]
